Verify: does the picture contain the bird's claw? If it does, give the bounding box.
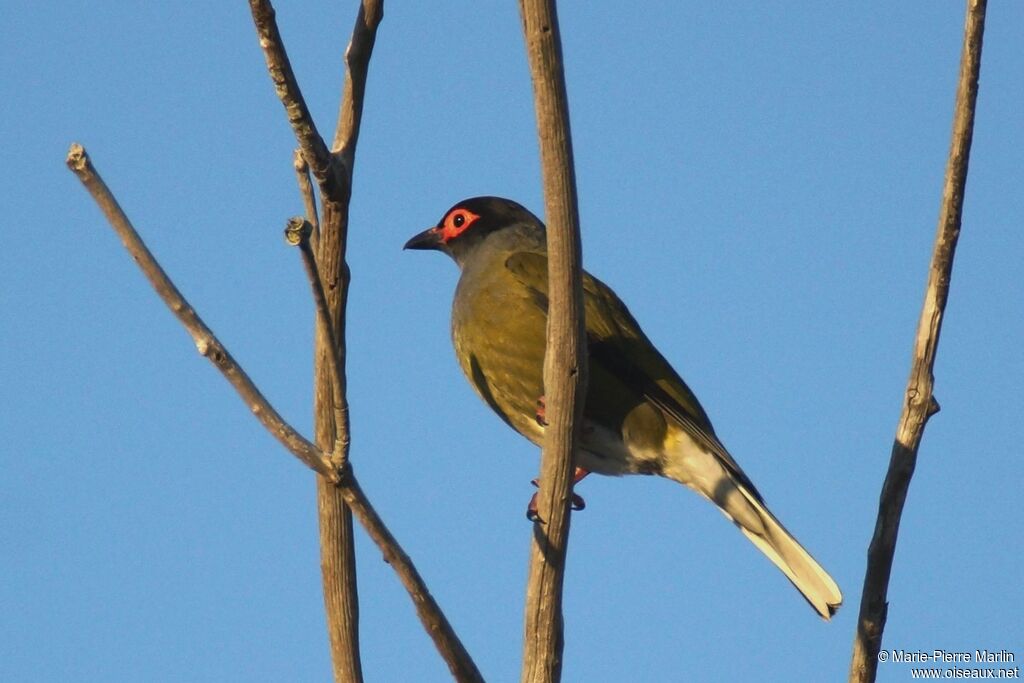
[525,482,587,523]
[534,396,548,427]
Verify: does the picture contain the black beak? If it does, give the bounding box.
[403,227,443,251]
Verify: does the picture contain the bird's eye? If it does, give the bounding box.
[439,207,480,242]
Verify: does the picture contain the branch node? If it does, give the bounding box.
[284,216,312,246]
[250,3,480,680]
[849,1,986,679]
[67,144,334,480]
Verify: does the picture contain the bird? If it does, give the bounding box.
[404,196,842,619]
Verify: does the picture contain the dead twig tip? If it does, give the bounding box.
[66,143,88,170]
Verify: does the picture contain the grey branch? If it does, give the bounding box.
[248,2,375,678]
[336,477,485,683]
[848,2,987,682]
[518,1,588,682]
[248,0,347,203]
[65,143,336,481]
[248,1,361,674]
[248,3,482,681]
[68,142,482,683]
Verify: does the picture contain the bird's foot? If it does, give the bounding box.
[534,396,547,427]
[525,467,591,522]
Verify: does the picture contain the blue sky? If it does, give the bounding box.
[3,3,1022,681]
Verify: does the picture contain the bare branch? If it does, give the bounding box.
[248,0,346,203]
[251,3,481,679]
[285,217,348,463]
[337,477,485,682]
[293,149,320,244]
[333,0,383,167]
[304,4,384,676]
[316,478,362,683]
[68,142,482,681]
[65,143,336,481]
[247,2,378,677]
[305,0,384,482]
[848,2,987,681]
[517,1,587,681]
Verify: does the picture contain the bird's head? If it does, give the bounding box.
[404,196,542,266]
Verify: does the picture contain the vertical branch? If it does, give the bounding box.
[315,0,381,470]
[518,2,587,682]
[285,218,347,443]
[314,479,361,682]
[848,2,986,682]
[332,0,383,162]
[249,2,382,680]
[252,2,480,679]
[314,5,380,678]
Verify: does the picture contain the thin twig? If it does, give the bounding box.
[285,217,347,464]
[333,0,383,165]
[65,143,336,482]
[293,149,320,245]
[248,0,346,203]
[517,1,587,682]
[68,141,483,683]
[848,2,986,681]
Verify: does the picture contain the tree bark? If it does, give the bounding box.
[517,2,587,682]
[848,2,987,681]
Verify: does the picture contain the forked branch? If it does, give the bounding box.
[247,2,382,678]
[848,2,987,681]
[285,216,347,464]
[65,144,335,480]
[68,143,483,683]
[249,2,484,680]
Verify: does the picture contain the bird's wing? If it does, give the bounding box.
[504,251,763,501]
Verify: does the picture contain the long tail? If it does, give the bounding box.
[663,448,843,619]
[729,480,843,619]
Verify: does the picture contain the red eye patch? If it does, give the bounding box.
[439,208,481,242]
